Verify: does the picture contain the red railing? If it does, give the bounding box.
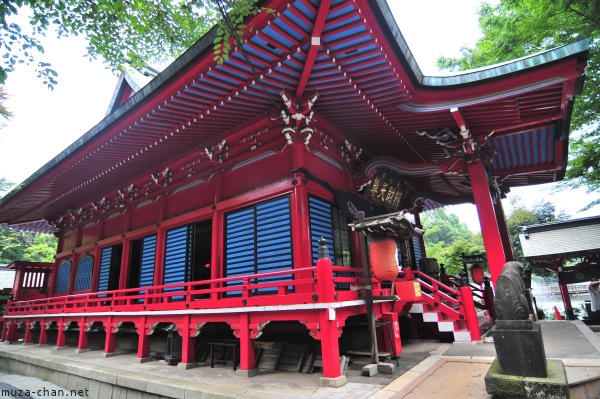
[399,268,482,340]
[5,264,365,317]
[443,273,496,321]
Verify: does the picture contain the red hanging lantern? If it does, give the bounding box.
[471,264,485,285]
[369,237,399,281]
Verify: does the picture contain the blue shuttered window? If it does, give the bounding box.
[309,197,353,289]
[412,236,423,267]
[163,225,192,297]
[97,247,112,294]
[74,255,94,291]
[225,196,293,295]
[55,261,72,294]
[138,235,157,292]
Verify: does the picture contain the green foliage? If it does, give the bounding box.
[437,0,600,211]
[421,208,485,274]
[506,196,569,277]
[0,178,57,264]
[0,226,57,264]
[421,198,569,277]
[0,0,269,87]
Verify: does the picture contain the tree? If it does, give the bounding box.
[0,0,265,88]
[506,196,570,277]
[421,208,485,274]
[437,0,600,211]
[0,178,57,264]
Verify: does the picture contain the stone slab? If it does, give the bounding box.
[235,368,259,377]
[362,364,378,377]
[377,363,395,375]
[485,358,569,399]
[319,375,347,388]
[176,362,197,369]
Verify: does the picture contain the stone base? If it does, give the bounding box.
[177,362,198,370]
[493,319,547,378]
[37,344,49,347]
[319,375,347,388]
[485,359,569,399]
[235,368,259,378]
[53,346,69,351]
[75,348,90,353]
[136,357,153,363]
[22,342,34,346]
[377,363,395,375]
[362,364,378,377]
[103,352,119,358]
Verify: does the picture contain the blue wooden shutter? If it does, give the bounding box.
[97,247,112,294]
[225,207,256,295]
[55,261,71,293]
[256,197,293,293]
[412,236,423,267]
[308,197,335,264]
[138,235,157,293]
[163,225,191,298]
[74,256,94,291]
[225,196,292,295]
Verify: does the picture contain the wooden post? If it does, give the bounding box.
[357,211,378,365]
[466,160,506,285]
[23,321,33,344]
[78,318,88,351]
[56,319,66,348]
[238,313,257,376]
[39,321,48,345]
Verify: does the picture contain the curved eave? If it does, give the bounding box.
[372,0,589,89]
[0,25,219,213]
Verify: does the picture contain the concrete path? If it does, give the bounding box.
[0,320,598,398]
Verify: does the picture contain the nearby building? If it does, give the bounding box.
[0,0,588,385]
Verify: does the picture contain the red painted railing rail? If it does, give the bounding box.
[6,265,366,316]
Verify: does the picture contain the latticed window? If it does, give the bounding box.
[74,255,94,291]
[308,196,353,266]
[55,261,72,293]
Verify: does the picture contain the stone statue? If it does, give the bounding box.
[494,261,530,320]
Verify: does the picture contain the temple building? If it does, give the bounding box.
[0,0,588,386]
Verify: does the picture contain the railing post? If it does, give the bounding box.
[483,277,497,323]
[316,238,335,302]
[402,267,413,280]
[459,271,481,341]
[243,278,251,299]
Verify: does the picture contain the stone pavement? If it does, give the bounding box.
[0,320,598,398]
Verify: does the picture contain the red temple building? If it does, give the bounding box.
[0,0,588,386]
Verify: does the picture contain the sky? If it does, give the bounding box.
[0,0,598,232]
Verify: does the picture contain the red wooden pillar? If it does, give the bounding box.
[318,310,345,385]
[104,317,117,356]
[181,315,196,367]
[153,228,166,304]
[137,317,151,361]
[5,322,18,343]
[466,160,506,285]
[23,321,33,344]
[292,174,313,293]
[1,319,7,341]
[56,319,66,348]
[559,283,575,320]
[13,267,25,301]
[493,199,514,262]
[236,313,258,377]
[77,318,88,352]
[119,239,131,291]
[211,212,223,301]
[39,321,48,345]
[381,313,402,355]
